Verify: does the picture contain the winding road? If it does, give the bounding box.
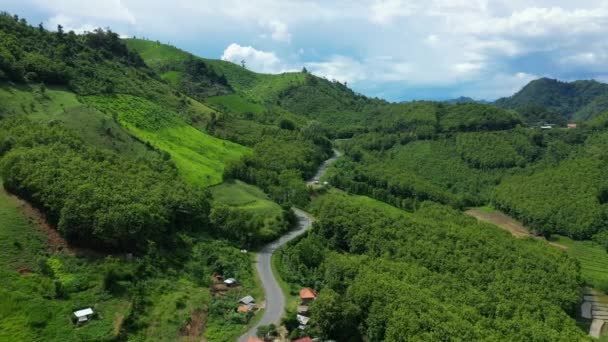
[238,149,341,342]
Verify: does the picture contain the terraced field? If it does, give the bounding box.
[554,235,608,290]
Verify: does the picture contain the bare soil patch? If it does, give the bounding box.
[179,309,207,340]
[466,208,567,249]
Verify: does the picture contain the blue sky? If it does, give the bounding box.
[4,0,608,102]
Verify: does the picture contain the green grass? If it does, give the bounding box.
[553,235,608,290]
[477,205,496,213]
[0,84,159,158]
[206,94,265,114]
[129,278,211,341]
[210,180,288,240]
[125,39,191,69]
[83,95,249,187]
[161,70,183,86]
[0,186,131,342]
[272,251,299,313]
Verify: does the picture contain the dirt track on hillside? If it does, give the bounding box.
[466,208,567,249]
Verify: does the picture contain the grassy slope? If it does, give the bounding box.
[83,94,249,187]
[0,186,131,342]
[0,84,157,159]
[125,39,306,105]
[553,235,608,290]
[210,180,287,239]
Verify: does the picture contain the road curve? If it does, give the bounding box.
[238,148,341,341]
[307,148,342,185]
[237,208,314,342]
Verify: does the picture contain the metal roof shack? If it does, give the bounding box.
[73,308,94,324]
[239,295,255,305]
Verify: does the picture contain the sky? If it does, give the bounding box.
[4,0,608,102]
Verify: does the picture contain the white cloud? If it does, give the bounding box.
[263,20,291,43]
[306,55,366,83]
[451,62,484,75]
[370,0,416,24]
[221,43,283,73]
[33,0,135,24]
[425,34,440,45]
[46,15,95,33]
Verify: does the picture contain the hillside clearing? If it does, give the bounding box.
[210,180,289,241]
[83,95,249,187]
[466,207,567,249]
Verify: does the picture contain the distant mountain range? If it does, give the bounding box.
[444,96,490,104]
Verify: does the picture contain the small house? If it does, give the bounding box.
[239,295,255,305]
[567,123,578,128]
[247,337,264,342]
[299,288,317,304]
[297,314,310,327]
[224,278,237,287]
[540,125,553,129]
[73,308,94,324]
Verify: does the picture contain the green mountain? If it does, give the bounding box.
[495,77,608,122]
[2,11,608,342]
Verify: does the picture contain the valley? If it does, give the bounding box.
[1,10,608,342]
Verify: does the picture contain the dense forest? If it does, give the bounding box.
[278,192,584,341]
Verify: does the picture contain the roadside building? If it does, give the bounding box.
[247,337,264,342]
[297,314,310,329]
[239,295,255,305]
[73,308,94,324]
[299,288,317,304]
[567,123,578,128]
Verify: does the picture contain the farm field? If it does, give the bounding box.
[84,95,249,187]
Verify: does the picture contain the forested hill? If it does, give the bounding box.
[126,39,387,137]
[495,77,608,123]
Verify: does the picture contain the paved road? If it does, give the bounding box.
[306,148,342,185]
[237,208,313,342]
[238,148,342,341]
